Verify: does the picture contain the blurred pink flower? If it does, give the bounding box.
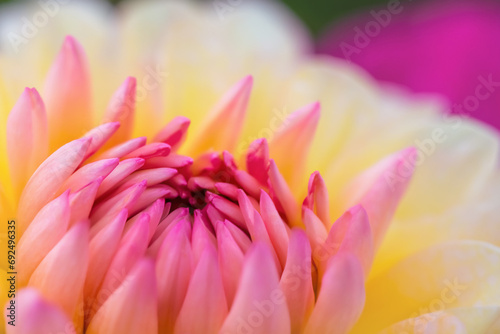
[318,0,500,131]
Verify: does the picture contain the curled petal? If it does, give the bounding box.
[18,137,91,234]
[87,259,158,334]
[303,171,330,227]
[174,245,228,334]
[341,147,416,249]
[28,221,90,321]
[102,77,137,148]
[92,215,149,316]
[69,177,104,226]
[7,288,75,334]
[268,159,301,226]
[44,36,92,150]
[187,76,253,156]
[269,102,320,190]
[154,116,190,151]
[59,158,118,194]
[6,88,48,196]
[85,209,127,317]
[280,229,315,333]
[246,138,270,185]
[96,137,147,160]
[305,252,365,334]
[156,223,193,333]
[96,158,145,198]
[18,191,70,286]
[216,220,245,306]
[220,242,291,334]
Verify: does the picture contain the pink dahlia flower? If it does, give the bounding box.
[318,0,500,132]
[0,1,499,333]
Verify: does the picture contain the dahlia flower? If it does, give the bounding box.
[1,1,500,334]
[318,0,500,131]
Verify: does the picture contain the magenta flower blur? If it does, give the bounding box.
[318,0,500,131]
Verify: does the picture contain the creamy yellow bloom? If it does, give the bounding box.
[0,0,499,333]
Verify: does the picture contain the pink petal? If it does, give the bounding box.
[324,205,374,278]
[7,288,75,334]
[90,180,146,224]
[91,215,149,318]
[102,77,137,148]
[126,198,164,242]
[109,167,177,196]
[269,102,320,189]
[17,137,91,234]
[342,147,416,249]
[303,208,328,259]
[219,219,252,253]
[191,211,217,265]
[187,76,253,156]
[143,153,193,169]
[123,142,171,159]
[154,116,190,151]
[304,252,365,334]
[237,190,281,272]
[174,245,228,334]
[234,170,261,198]
[220,242,290,334]
[84,209,127,318]
[214,182,240,201]
[128,184,177,216]
[58,158,119,194]
[246,138,270,185]
[206,192,246,230]
[216,221,245,307]
[17,191,70,286]
[87,259,158,334]
[28,221,89,322]
[96,137,147,160]
[280,229,315,333]
[43,36,92,150]
[6,87,48,196]
[96,158,145,198]
[69,177,104,226]
[260,190,290,268]
[150,207,190,245]
[303,171,330,227]
[268,159,301,226]
[156,224,193,333]
[81,122,120,161]
[187,176,216,192]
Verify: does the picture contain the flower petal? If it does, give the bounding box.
[186,76,253,156]
[7,288,75,334]
[6,88,48,197]
[219,242,290,334]
[18,137,91,234]
[269,102,320,190]
[216,220,245,307]
[102,77,137,148]
[87,259,158,334]
[339,147,416,250]
[305,252,365,334]
[17,191,70,286]
[84,209,127,319]
[279,229,315,333]
[43,36,92,151]
[156,223,193,333]
[28,221,89,323]
[174,244,227,334]
[352,240,500,333]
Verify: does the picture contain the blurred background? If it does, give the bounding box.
[0,0,395,37]
[0,0,498,131]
